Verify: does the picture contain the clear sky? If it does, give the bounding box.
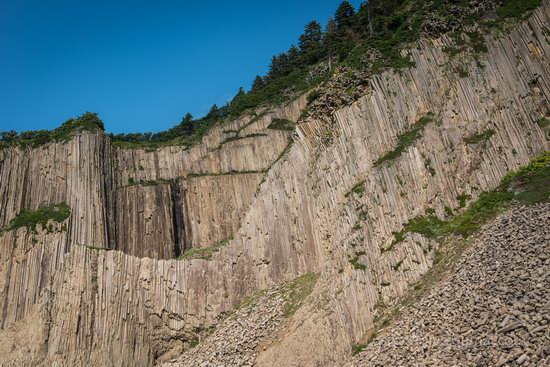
[0,0,361,134]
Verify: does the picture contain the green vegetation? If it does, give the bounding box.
[388,151,550,249]
[188,338,199,349]
[536,117,550,129]
[456,66,469,78]
[345,180,366,198]
[268,118,296,131]
[496,0,541,19]
[466,31,488,54]
[218,133,267,148]
[2,1,540,151]
[501,151,550,183]
[1,203,70,234]
[349,254,367,270]
[456,193,471,208]
[352,343,368,356]
[128,170,266,188]
[270,138,295,169]
[76,244,111,252]
[127,178,174,187]
[422,154,436,176]
[0,112,104,149]
[110,106,222,150]
[536,116,550,138]
[282,272,319,317]
[463,129,495,145]
[392,258,405,271]
[306,90,321,104]
[176,236,234,261]
[373,113,434,167]
[364,152,550,354]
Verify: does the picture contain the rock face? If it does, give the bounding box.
[0,1,549,366]
[346,203,550,367]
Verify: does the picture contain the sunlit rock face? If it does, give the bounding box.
[0,2,548,366]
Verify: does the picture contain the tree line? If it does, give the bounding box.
[3,0,530,148]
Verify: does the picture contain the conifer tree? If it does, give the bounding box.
[180,113,194,135]
[335,1,355,31]
[251,75,265,92]
[324,18,338,71]
[299,21,323,64]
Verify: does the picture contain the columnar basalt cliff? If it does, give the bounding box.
[0,2,549,366]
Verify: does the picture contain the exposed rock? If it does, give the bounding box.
[347,203,550,367]
[0,1,548,366]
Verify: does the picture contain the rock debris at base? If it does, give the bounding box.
[348,203,550,367]
[163,286,288,367]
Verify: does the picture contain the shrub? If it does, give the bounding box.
[307,90,321,104]
[373,113,434,167]
[496,0,541,19]
[345,181,366,197]
[464,129,495,144]
[1,203,70,234]
[268,118,295,131]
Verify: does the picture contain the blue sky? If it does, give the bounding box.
[0,0,361,133]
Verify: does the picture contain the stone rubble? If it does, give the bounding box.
[0,1,548,365]
[347,203,550,367]
[164,286,289,367]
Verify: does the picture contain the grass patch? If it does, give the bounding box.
[218,133,268,148]
[389,151,550,247]
[501,151,550,184]
[282,272,319,318]
[1,203,70,234]
[76,244,111,252]
[267,118,295,131]
[306,90,321,104]
[188,338,199,349]
[373,113,434,167]
[349,255,367,271]
[496,0,541,20]
[127,178,174,187]
[352,343,368,356]
[456,66,469,78]
[457,193,471,208]
[366,151,549,355]
[463,129,495,145]
[177,236,233,260]
[345,181,366,198]
[536,117,550,131]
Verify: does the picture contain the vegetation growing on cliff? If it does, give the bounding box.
[1,203,70,234]
[177,236,234,261]
[267,118,296,131]
[463,129,495,145]
[0,113,103,149]
[1,1,540,150]
[281,272,319,317]
[387,151,550,250]
[373,112,434,167]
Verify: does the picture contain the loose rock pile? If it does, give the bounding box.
[305,67,370,120]
[163,287,288,367]
[348,203,550,366]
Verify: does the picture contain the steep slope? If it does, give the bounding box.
[0,1,549,367]
[163,203,550,367]
[347,203,550,366]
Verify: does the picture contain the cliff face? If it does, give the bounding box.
[0,2,549,366]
